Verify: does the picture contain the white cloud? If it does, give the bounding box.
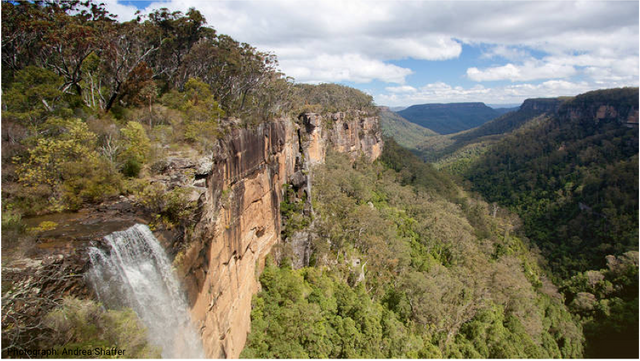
[467,61,577,82]
[103,0,638,93]
[480,45,530,61]
[385,85,418,93]
[279,53,413,84]
[100,0,140,21]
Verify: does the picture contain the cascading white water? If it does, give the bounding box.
[87,224,204,358]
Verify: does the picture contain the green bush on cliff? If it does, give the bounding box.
[134,183,197,229]
[43,297,161,358]
[295,83,378,114]
[12,118,123,213]
[280,183,311,239]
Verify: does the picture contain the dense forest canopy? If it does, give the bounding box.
[466,88,639,277]
[463,87,639,357]
[1,0,295,120]
[242,142,584,358]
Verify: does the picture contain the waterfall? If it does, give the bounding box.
[87,224,204,358]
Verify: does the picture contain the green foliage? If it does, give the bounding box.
[120,121,150,170]
[280,184,311,239]
[2,66,71,127]
[245,148,584,358]
[27,221,58,234]
[13,118,122,212]
[161,78,224,148]
[1,206,27,238]
[294,83,377,114]
[380,138,458,201]
[466,88,639,277]
[460,88,639,357]
[378,106,437,152]
[16,118,96,188]
[561,252,639,358]
[121,157,142,178]
[1,0,295,120]
[242,262,426,358]
[133,183,197,229]
[406,100,558,165]
[43,298,161,358]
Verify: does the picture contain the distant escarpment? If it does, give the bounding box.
[451,97,564,143]
[557,88,639,126]
[398,102,500,134]
[174,111,382,358]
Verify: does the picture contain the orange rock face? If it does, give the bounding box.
[177,112,382,358]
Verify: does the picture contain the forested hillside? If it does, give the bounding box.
[465,88,639,357]
[241,140,584,358]
[412,98,563,170]
[378,107,437,151]
[466,88,638,276]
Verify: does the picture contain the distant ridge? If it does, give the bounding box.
[487,103,522,109]
[397,102,500,134]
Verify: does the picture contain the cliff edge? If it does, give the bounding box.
[175,111,382,358]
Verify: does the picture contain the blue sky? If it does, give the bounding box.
[105,0,639,107]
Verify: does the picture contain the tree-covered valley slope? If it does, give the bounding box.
[380,87,639,358]
[467,88,638,277]
[465,88,639,358]
[242,141,584,358]
[378,106,438,151]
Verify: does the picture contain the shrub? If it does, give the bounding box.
[1,206,26,237]
[134,183,197,229]
[13,118,122,212]
[27,221,58,234]
[120,121,150,176]
[43,297,161,358]
[122,157,142,178]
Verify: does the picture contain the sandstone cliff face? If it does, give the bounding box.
[176,111,382,358]
[557,89,639,126]
[301,110,382,165]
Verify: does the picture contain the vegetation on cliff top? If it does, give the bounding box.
[1,0,377,219]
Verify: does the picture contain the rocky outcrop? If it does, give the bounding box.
[175,111,382,358]
[557,88,639,125]
[301,110,383,165]
[519,98,563,113]
[1,248,93,354]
